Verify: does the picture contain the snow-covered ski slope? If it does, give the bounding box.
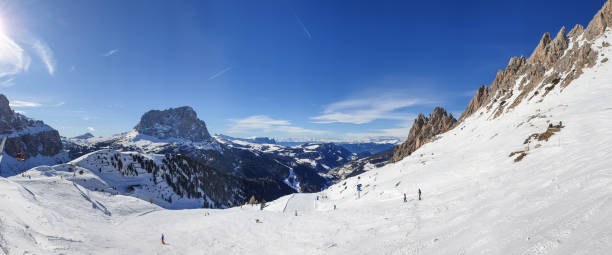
[3,25,612,255]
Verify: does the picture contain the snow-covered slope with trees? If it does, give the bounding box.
[63,128,358,194]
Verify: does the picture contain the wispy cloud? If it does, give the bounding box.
[9,100,42,108]
[208,67,232,80]
[87,127,95,132]
[31,40,56,75]
[0,32,31,79]
[293,12,312,39]
[228,115,326,135]
[103,49,119,57]
[8,99,64,108]
[0,77,15,87]
[311,94,429,124]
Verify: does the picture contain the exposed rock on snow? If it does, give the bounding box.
[391,107,456,163]
[134,106,211,142]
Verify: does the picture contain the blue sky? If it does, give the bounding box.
[0,0,605,139]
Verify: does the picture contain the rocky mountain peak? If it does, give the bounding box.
[568,24,584,39]
[530,32,552,60]
[458,1,609,122]
[0,94,11,118]
[459,86,490,121]
[528,28,569,68]
[390,107,456,163]
[0,94,65,175]
[134,106,212,142]
[585,0,612,40]
[0,94,41,133]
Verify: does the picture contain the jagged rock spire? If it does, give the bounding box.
[390,107,457,162]
[458,1,609,121]
[568,24,584,38]
[585,0,612,40]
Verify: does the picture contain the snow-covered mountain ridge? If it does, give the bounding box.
[61,108,368,199]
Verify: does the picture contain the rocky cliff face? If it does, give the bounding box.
[0,94,66,176]
[134,106,211,142]
[391,107,456,163]
[459,1,610,121]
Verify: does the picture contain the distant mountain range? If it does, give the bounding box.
[54,106,397,208]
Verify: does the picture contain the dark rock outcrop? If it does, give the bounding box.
[0,94,63,160]
[135,106,211,142]
[0,94,65,175]
[391,107,456,163]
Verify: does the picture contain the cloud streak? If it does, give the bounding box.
[228,115,326,135]
[311,94,429,124]
[208,67,232,80]
[0,32,31,79]
[293,12,312,39]
[8,99,65,108]
[0,77,15,88]
[103,49,119,57]
[9,100,42,108]
[31,40,56,75]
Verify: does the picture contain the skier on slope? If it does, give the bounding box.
[418,189,422,201]
[161,233,165,245]
[403,193,407,203]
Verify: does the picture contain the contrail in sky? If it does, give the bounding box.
[208,67,233,80]
[293,12,312,39]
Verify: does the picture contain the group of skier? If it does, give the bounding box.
[404,188,422,202]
